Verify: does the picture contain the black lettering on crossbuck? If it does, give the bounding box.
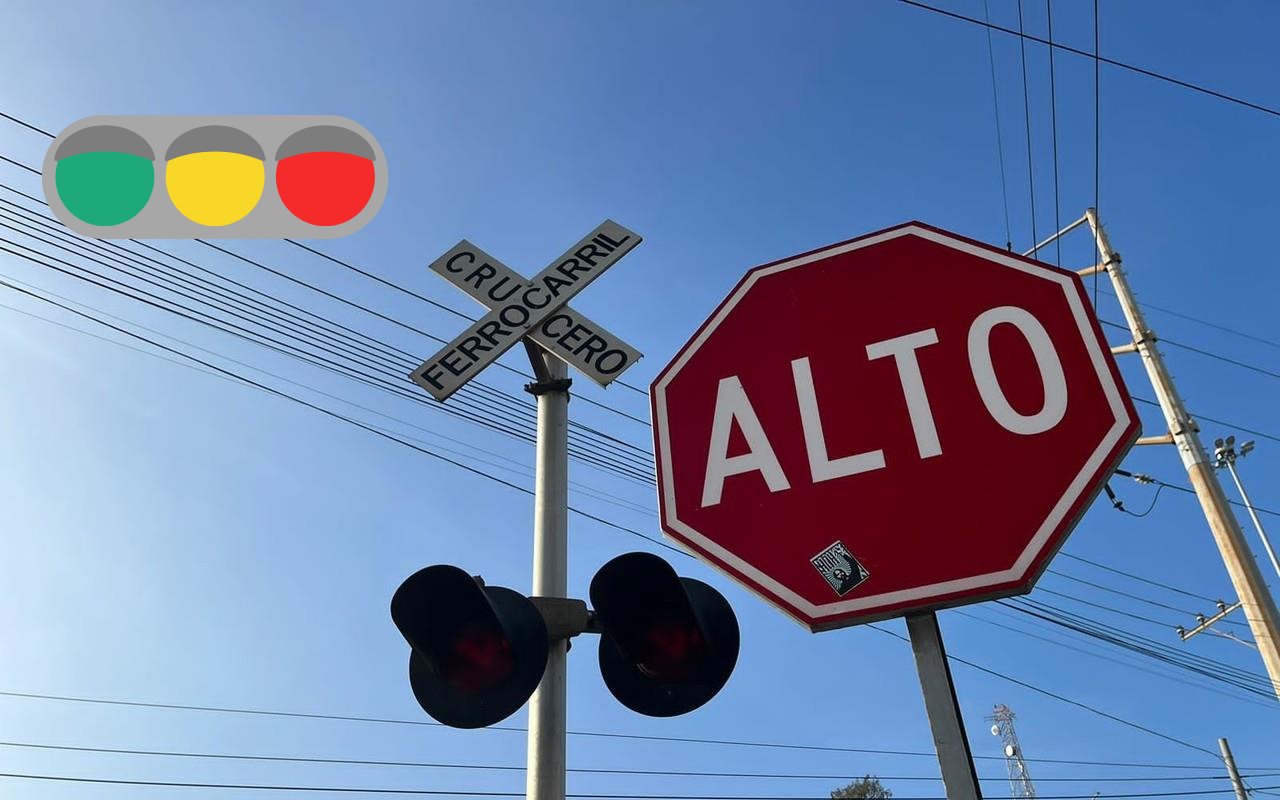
[410,220,643,402]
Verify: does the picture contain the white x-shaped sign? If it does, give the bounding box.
[411,220,643,401]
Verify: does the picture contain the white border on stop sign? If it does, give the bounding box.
[651,224,1135,630]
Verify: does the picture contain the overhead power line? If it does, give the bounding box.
[0,292,653,517]
[2,738,1264,784]
[953,607,1278,711]
[0,111,1269,759]
[4,137,1279,447]
[7,254,1269,737]
[1035,586,1179,629]
[980,0,1012,249]
[1099,317,1280,408]
[1115,466,1280,520]
[1092,0,1101,305]
[2,221,1269,732]
[1004,599,1274,698]
[0,110,654,400]
[3,688,1265,771]
[4,164,1245,603]
[898,0,1280,120]
[16,109,1280,438]
[2,771,1276,799]
[0,193,658,483]
[1159,335,1280,382]
[1044,570,1229,625]
[868,625,1221,758]
[0,225,654,484]
[1057,554,1220,604]
[0,179,650,445]
[283,238,650,397]
[1015,0,1037,249]
[0,275,681,554]
[5,263,1269,742]
[0,740,942,782]
[1045,0,1062,266]
[1100,287,1280,352]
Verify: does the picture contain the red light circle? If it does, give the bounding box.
[275,151,375,227]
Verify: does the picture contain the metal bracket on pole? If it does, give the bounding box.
[906,612,983,800]
[1111,342,1141,356]
[524,338,554,382]
[1135,433,1176,447]
[1021,214,1089,259]
[529,597,601,640]
[524,339,573,397]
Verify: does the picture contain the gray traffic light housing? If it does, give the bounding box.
[390,565,549,729]
[590,552,740,717]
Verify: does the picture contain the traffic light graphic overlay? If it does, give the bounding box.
[43,115,387,239]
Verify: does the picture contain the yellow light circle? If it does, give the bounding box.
[165,151,264,226]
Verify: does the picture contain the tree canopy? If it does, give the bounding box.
[831,775,893,799]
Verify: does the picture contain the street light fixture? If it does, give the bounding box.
[1212,436,1279,582]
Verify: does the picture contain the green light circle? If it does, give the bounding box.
[55,151,154,227]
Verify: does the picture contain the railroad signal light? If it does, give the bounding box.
[390,565,549,730]
[391,554,739,727]
[590,552,740,717]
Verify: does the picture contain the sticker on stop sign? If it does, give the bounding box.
[651,222,1139,632]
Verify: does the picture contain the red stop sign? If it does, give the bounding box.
[651,223,1139,631]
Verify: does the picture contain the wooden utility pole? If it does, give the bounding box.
[1084,208,1280,701]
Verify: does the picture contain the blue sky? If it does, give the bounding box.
[1,1,1279,798]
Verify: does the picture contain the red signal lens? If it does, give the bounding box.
[275,151,375,227]
[637,620,705,681]
[441,624,515,693]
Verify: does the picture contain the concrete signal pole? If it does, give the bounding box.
[1085,208,1280,701]
[1219,738,1248,800]
[525,348,570,800]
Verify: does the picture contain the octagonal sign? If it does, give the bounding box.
[651,222,1139,632]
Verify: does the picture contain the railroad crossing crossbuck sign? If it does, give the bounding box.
[411,220,642,400]
[651,221,1140,631]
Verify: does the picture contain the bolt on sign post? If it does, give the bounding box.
[651,222,1139,800]
[43,115,386,238]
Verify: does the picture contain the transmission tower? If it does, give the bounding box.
[988,704,1036,799]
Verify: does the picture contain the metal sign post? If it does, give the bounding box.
[409,222,643,800]
[906,612,982,800]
